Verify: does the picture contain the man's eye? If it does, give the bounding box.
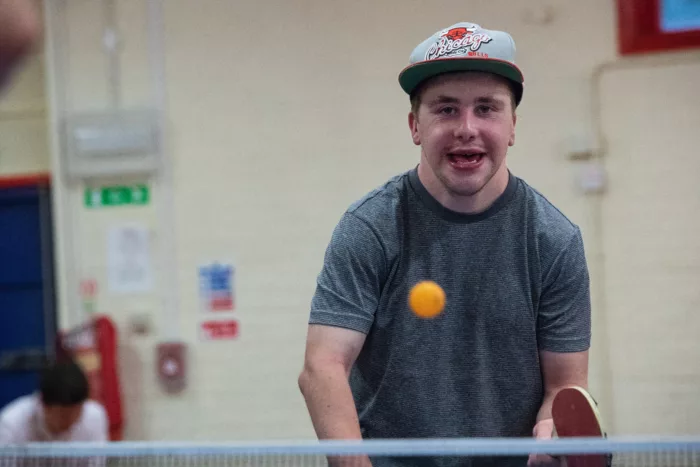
[439,107,457,115]
[476,105,494,115]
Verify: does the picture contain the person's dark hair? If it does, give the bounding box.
[39,360,90,406]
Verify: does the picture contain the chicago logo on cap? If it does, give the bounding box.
[425,26,492,61]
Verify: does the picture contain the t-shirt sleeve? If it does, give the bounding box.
[309,211,388,334]
[537,227,592,352]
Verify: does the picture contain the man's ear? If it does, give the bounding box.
[509,112,517,147]
[409,111,421,146]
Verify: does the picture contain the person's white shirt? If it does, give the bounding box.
[0,394,108,466]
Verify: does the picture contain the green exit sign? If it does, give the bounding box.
[84,184,150,208]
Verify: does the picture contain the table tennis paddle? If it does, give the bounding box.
[552,386,611,467]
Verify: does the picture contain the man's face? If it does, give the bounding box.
[409,71,516,198]
[43,403,84,435]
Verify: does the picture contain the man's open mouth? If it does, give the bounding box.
[447,152,485,168]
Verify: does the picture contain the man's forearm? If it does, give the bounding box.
[299,365,371,466]
[299,364,363,439]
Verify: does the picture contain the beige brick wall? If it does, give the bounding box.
[37,0,700,441]
[599,58,700,435]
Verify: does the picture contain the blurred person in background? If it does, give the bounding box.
[0,360,108,451]
[0,0,41,91]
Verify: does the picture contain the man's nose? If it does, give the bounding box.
[454,111,477,140]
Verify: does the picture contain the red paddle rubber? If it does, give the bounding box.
[552,386,611,467]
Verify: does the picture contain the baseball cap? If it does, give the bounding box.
[398,22,524,105]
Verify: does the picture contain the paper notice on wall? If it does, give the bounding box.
[107,225,153,294]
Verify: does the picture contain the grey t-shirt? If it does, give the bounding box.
[309,167,591,466]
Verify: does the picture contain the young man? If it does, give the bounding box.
[0,360,108,464]
[0,0,41,91]
[299,22,591,467]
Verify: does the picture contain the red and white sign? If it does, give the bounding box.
[200,320,239,341]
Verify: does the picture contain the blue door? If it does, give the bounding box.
[0,180,57,410]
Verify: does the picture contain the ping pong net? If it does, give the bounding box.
[1,437,699,466]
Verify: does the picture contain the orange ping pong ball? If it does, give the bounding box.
[409,281,445,318]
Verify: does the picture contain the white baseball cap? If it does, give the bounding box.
[398,22,524,105]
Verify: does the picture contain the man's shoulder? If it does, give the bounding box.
[82,400,107,423]
[0,395,36,425]
[345,170,410,226]
[0,395,36,443]
[517,176,582,245]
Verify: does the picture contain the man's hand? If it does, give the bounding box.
[527,418,560,466]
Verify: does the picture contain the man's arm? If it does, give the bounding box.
[533,350,589,437]
[535,227,592,433]
[528,228,592,466]
[299,324,369,466]
[300,209,388,466]
[0,0,41,88]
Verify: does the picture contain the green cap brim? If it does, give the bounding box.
[398,58,524,104]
